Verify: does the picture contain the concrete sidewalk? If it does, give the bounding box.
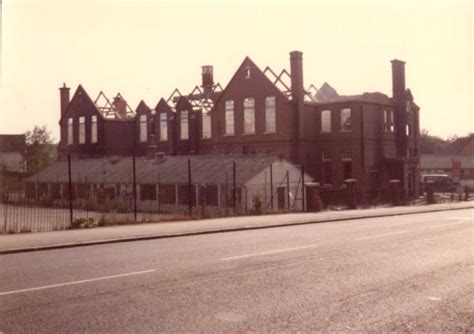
[1,201,473,255]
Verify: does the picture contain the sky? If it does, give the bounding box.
[0,0,472,142]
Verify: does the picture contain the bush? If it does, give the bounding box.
[71,217,97,229]
[251,192,265,215]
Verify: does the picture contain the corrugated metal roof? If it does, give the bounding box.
[26,155,281,185]
[420,154,474,169]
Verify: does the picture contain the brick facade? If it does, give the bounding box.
[57,51,421,198]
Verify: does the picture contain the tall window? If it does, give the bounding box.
[341,108,352,131]
[79,117,86,144]
[91,115,98,143]
[67,118,73,145]
[406,100,411,113]
[406,124,411,136]
[265,96,276,133]
[384,110,394,132]
[243,97,255,134]
[225,100,234,135]
[342,151,352,180]
[202,112,211,139]
[321,110,332,133]
[139,114,147,142]
[159,113,168,141]
[180,110,189,140]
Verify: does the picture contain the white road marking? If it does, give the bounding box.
[427,296,442,301]
[0,269,156,297]
[428,221,469,229]
[355,230,408,241]
[221,244,319,261]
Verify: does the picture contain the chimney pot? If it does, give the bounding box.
[201,65,214,96]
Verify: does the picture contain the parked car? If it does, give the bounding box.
[421,174,458,193]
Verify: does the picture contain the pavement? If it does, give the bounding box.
[1,208,472,332]
[1,200,472,254]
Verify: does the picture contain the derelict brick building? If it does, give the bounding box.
[57,51,421,198]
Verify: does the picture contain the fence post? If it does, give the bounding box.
[270,163,273,211]
[132,154,137,221]
[286,170,290,211]
[67,153,73,226]
[301,165,306,212]
[188,159,192,216]
[233,161,236,213]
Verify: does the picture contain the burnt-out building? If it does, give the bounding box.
[57,51,420,198]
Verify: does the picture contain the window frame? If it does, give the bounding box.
[159,113,168,141]
[91,115,98,143]
[321,109,332,133]
[67,118,74,145]
[243,97,255,135]
[202,112,212,139]
[340,108,352,132]
[139,114,147,143]
[224,100,235,136]
[180,110,189,140]
[264,96,276,134]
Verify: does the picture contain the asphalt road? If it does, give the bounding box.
[0,209,472,332]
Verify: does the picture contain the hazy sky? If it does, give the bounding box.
[1,0,472,141]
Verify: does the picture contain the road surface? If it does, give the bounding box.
[0,209,472,332]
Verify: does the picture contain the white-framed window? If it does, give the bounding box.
[225,100,234,135]
[180,110,189,140]
[321,110,332,133]
[383,110,394,132]
[341,108,352,131]
[322,152,332,161]
[243,97,255,134]
[139,114,147,142]
[265,96,276,133]
[159,113,168,141]
[406,100,411,113]
[202,112,211,139]
[406,124,411,136]
[342,151,352,161]
[91,115,98,143]
[67,118,73,145]
[79,117,86,144]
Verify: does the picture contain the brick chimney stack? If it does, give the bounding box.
[59,83,70,117]
[201,65,214,97]
[391,59,408,157]
[290,51,304,144]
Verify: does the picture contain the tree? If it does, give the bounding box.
[419,129,448,154]
[25,125,57,174]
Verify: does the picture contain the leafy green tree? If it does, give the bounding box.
[25,125,57,174]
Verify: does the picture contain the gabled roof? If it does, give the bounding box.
[135,100,151,114]
[439,135,474,155]
[215,56,291,107]
[421,154,474,169]
[155,98,173,114]
[25,154,284,186]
